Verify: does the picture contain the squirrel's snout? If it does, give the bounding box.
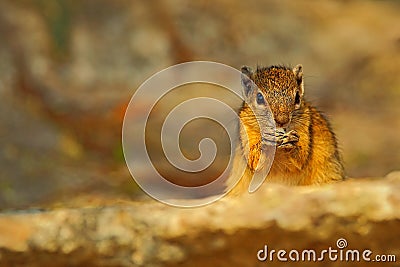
[274,113,290,128]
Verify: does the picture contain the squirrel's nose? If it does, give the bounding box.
[275,114,290,128]
[276,122,289,129]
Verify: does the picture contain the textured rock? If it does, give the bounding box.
[1,172,400,266]
[0,0,399,210]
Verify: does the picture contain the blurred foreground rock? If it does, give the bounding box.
[1,171,400,267]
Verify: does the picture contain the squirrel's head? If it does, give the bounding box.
[241,64,304,128]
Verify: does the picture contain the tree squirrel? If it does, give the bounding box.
[227,64,344,195]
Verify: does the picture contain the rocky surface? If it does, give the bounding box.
[1,171,399,267]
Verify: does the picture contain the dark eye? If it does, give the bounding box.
[256,92,265,105]
[294,91,301,106]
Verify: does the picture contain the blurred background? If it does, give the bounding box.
[0,0,399,210]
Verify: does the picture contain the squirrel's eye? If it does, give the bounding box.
[294,91,301,106]
[256,92,265,105]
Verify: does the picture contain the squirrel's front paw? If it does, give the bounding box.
[277,130,299,151]
[278,142,296,151]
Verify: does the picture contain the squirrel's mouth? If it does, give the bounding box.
[261,127,296,147]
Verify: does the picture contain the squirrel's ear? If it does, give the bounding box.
[293,64,304,96]
[241,66,254,96]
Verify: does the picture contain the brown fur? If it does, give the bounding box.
[227,65,344,195]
